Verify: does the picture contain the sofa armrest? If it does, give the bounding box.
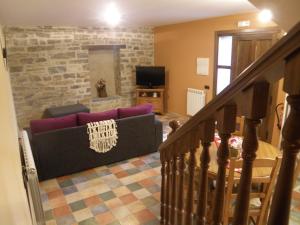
[154,119,163,149]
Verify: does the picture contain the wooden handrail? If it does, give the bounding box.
[159,22,300,153]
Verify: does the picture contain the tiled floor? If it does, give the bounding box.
[40,153,162,225]
[39,112,188,225]
[39,112,300,225]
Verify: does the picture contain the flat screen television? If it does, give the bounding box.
[136,66,165,88]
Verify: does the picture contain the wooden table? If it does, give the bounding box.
[193,139,281,178]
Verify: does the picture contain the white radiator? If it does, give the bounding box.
[20,130,45,225]
[187,88,206,116]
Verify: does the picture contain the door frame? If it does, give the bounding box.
[212,27,281,97]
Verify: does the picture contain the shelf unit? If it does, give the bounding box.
[136,88,165,114]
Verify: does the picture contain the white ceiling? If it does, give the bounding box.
[0,0,257,27]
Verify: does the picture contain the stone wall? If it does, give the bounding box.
[5,26,154,128]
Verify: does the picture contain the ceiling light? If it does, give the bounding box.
[258,9,273,23]
[103,3,121,27]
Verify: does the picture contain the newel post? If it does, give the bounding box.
[268,49,300,225]
[211,105,237,225]
[232,81,270,225]
[196,119,215,225]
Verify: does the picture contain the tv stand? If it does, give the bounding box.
[136,88,165,114]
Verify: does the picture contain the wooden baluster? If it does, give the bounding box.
[232,118,261,225]
[211,105,236,225]
[232,82,270,225]
[167,153,175,224]
[268,50,300,225]
[185,146,196,225]
[196,119,215,225]
[170,155,178,225]
[176,153,185,225]
[160,156,166,225]
[165,159,171,225]
[162,121,180,225]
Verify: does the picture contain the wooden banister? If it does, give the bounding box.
[159,22,300,225]
[159,22,300,153]
[196,119,215,225]
[211,105,236,225]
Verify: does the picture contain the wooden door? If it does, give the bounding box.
[232,33,274,79]
[232,32,279,142]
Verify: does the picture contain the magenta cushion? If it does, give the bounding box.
[30,114,77,134]
[77,109,118,125]
[118,104,153,119]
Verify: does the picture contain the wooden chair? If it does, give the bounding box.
[233,116,245,136]
[294,156,300,187]
[222,157,282,225]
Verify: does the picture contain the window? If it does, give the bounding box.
[216,35,233,94]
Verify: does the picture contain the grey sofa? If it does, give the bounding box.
[27,113,162,181]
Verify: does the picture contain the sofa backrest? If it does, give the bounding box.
[30,113,157,180]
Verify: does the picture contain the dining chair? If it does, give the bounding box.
[233,116,245,136]
[222,157,282,225]
[294,155,300,187]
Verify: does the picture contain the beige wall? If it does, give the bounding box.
[0,25,32,225]
[154,12,276,115]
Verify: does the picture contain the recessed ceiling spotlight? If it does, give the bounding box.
[258,9,273,23]
[103,3,121,27]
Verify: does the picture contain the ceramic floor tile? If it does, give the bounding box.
[90,203,109,216]
[112,186,131,197]
[73,208,93,222]
[48,189,64,200]
[132,189,152,199]
[99,191,116,201]
[134,209,156,224]
[62,186,78,195]
[49,197,68,209]
[78,217,98,225]
[83,195,102,207]
[95,211,115,224]
[111,206,131,220]
[119,214,139,225]
[69,200,86,212]
[104,198,124,209]
[119,193,138,205]
[56,215,76,225]
[126,200,147,213]
[65,192,83,204]
[53,205,71,218]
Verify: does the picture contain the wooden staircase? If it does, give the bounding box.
[159,22,300,225]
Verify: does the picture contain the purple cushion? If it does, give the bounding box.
[30,114,77,134]
[118,104,153,119]
[77,109,118,125]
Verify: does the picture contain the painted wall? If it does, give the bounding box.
[154,13,276,116]
[0,25,32,225]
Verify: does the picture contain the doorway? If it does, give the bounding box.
[213,28,282,142]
